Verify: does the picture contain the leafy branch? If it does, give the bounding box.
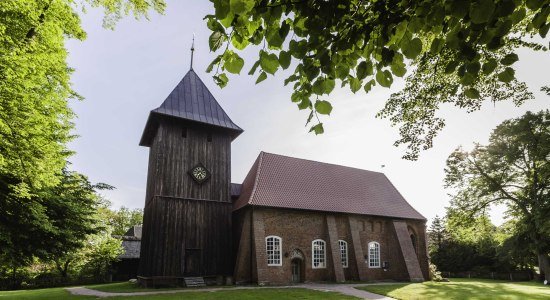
[205,0,549,159]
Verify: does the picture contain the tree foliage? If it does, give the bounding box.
[0,168,112,277]
[205,0,549,159]
[0,0,164,197]
[0,0,157,288]
[106,206,143,236]
[444,110,550,279]
[428,214,534,273]
[496,219,538,270]
[427,215,447,254]
[0,170,138,285]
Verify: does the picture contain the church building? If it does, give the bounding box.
[137,67,429,286]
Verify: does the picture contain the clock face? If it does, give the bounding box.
[189,164,210,184]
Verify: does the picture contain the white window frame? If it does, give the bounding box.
[368,241,380,268]
[266,235,282,266]
[338,240,348,268]
[312,239,326,269]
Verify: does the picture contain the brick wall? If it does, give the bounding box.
[233,207,428,284]
[233,209,252,284]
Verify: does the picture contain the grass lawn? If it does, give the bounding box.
[0,286,357,299]
[85,281,239,293]
[0,287,92,300]
[85,281,188,293]
[356,278,550,300]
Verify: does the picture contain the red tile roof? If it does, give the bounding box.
[233,152,426,220]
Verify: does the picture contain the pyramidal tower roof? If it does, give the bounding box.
[140,69,243,146]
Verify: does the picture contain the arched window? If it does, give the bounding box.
[266,236,282,266]
[338,240,348,268]
[410,234,418,254]
[368,241,380,268]
[408,226,418,255]
[312,239,326,269]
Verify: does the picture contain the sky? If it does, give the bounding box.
[65,1,549,226]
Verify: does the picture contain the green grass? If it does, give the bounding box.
[86,281,241,293]
[118,288,358,299]
[85,281,188,293]
[0,287,93,300]
[0,286,357,299]
[356,278,550,300]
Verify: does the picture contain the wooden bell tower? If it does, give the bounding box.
[137,51,242,280]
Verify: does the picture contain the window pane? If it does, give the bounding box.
[339,240,348,268]
[266,236,281,266]
[312,240,326,268]
[368,242,380,268]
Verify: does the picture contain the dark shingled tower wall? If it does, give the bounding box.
[138,70,242,280]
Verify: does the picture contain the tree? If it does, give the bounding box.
[0,0,164,197]
[79,233,123,281]
[0,168,112,281]
[428,215,446,253]
[444,110,550,280]
[429,213,503,272]
[56,200,124,280]
[496,219,538,271]
[0,0,159,286]
[107,206,144,236]
[205,0,549,159]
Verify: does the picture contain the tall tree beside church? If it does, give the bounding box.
[444,110,550,279]
[0,0,164,196]
[0,0,162,282]
[205,0,549,159]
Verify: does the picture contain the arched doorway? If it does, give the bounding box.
[289,249,305,283]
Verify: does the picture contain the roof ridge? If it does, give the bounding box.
[261,151,385,175]
[248,151,265,205]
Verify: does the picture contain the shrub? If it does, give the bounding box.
[430,263,444,282]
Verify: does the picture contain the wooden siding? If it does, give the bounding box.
[139,196,233,276]
[144,118,232,204]
[139,117,234,277]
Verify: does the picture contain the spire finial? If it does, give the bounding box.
[190,33,195,70]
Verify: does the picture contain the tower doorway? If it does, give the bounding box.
[184,249,202,276]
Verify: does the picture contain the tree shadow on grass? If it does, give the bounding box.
[358,279,550,300]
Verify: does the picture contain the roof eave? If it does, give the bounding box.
[152,110,244,138]
[139,110,244,147]
[139,113,158,147]
[240,203,427,221]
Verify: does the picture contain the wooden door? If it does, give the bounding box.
[184,249,202,276]
[291,259,301,283]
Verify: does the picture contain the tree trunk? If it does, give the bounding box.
[537,252,550,281]
[54,259,72,278]
[62,260,71,278]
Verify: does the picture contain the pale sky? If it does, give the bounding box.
[66,1,549,226]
